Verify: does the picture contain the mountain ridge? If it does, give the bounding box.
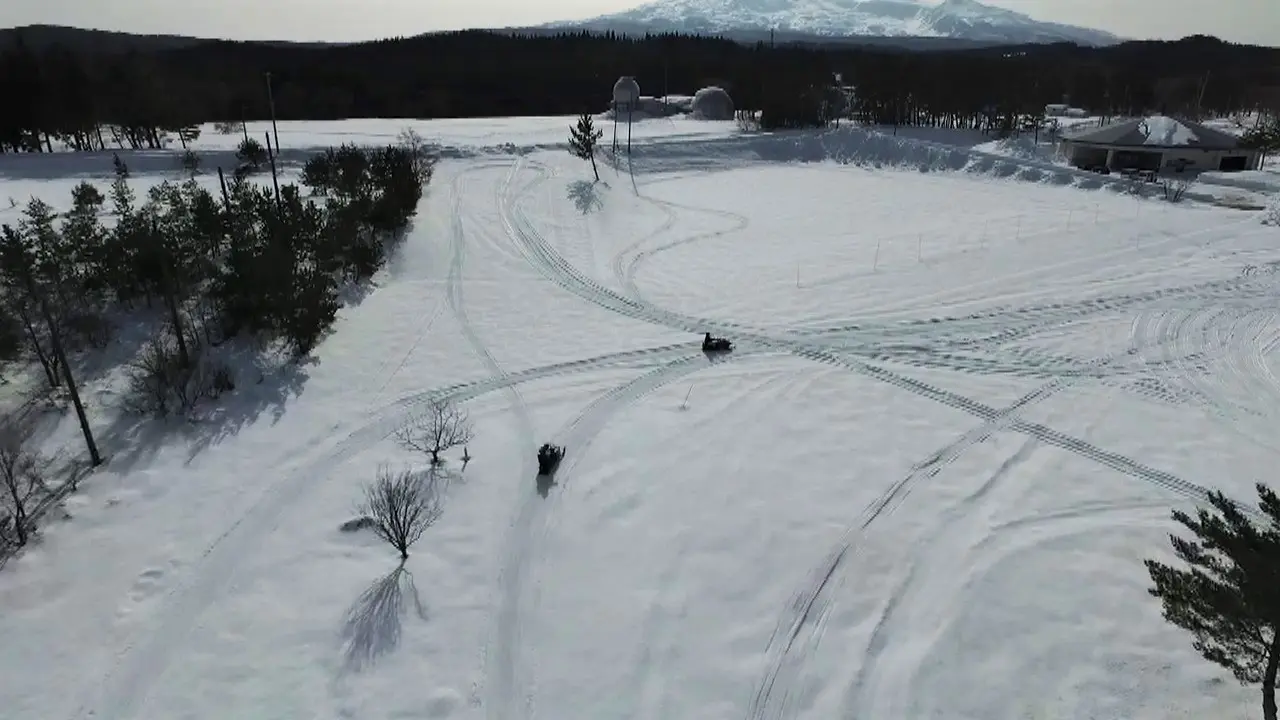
[546,0,1122,46]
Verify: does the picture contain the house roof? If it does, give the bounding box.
[1063,115,1243,150]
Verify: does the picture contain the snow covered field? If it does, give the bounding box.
[1,115,1277,720]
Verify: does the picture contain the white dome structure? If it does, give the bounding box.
[690,86,734,121]
[612,76,641,108]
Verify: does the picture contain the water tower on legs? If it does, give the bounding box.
[612,76,641,154]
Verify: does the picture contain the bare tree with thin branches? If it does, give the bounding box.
[360,466,443,560]
[0,418,47,548]
[395,399,474,465]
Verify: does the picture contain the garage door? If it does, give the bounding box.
[1219,156,1248,171]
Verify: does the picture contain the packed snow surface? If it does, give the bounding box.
[1,116,1277,720]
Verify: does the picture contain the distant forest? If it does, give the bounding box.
[2,27,1279,152]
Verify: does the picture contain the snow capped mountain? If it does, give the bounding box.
[548,0,1120,46]
[917,0,1118,45]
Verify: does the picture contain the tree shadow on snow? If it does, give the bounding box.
[98,341,309,473]
[567,179,605,214]
[337,562,428,676]
[536,472,557,498]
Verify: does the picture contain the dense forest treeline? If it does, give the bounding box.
[1,28,1279,152]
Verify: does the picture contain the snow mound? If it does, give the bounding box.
[690,87,734,121]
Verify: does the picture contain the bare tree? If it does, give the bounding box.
[360,466,443,560]
[396,127,438,186]
[0,418,47,548]
[395,399,474,465]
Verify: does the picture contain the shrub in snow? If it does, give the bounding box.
[236,137,267,170]
[359,466,443,560]
[1265,193,1280,226]
[1161,177,1195,203]
[214,121,242,135]
[124,333,235,417]
[0,418,47,549]
[396,127,438,187]
[180,149,201,175]
[340,515,377,533]
[395,398,474,465]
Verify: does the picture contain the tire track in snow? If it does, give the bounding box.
[610,194,678,301]
[1129,303,1280,446]
[615,163,751,302]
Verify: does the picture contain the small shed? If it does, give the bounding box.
[690,86,734,120]
[1061,115,1262,174]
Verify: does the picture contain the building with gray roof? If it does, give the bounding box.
[1060,115,1261,174]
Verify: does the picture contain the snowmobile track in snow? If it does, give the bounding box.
[505,350,748,714]
[70,340,698,720]
[744,350,1118,720]
[68,162,697,720]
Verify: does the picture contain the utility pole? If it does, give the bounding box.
[664,57,669,113]
[265,72,281,155]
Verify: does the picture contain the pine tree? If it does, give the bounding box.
[1145,484,1280,720]
[568,113,603,181]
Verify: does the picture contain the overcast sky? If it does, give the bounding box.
[2,0,1275,47]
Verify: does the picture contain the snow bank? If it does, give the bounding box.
[1199,169,1280,195]
[601,96,691,121]
[612,125,1137,194]
[973,135,1058,163]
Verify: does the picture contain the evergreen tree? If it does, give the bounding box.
[1146,484,1280,720]
[568,113,603,181]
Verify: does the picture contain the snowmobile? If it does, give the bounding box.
[537,443,565,476]
[701,332,734,354]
